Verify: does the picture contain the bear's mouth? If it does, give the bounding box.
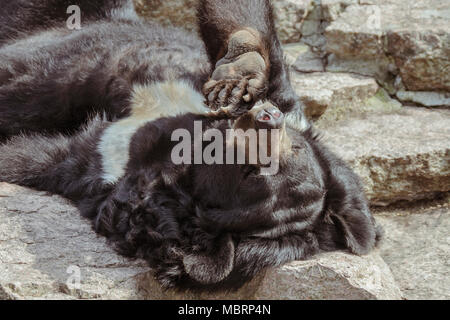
[231,102,285,131]
[254,105,284,130]
[225,102,292,170]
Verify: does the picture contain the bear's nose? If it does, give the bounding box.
[256,106,284,129]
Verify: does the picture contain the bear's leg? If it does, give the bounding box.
[197,0,309,130]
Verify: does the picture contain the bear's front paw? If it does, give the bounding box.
[203,28,269,112]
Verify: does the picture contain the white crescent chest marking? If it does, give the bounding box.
[98,80,209,184]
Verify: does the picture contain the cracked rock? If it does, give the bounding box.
[0,183,401,300]
[325,1,450,92]
[321,107,450,205]
[290,71,379,118]
[376,201,450,300]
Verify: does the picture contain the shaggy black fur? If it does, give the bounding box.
[0,0,209,138]
[0,0,382,291]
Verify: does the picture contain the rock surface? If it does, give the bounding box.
[0,183,401,300]
[272,0,312,43]
[325,0,450,96]
[375,198,450,300]
[396,91,450,107]
[290,44,325,73]
[290,71,380,118]
[140,250,402,300]
[321,107,450,205]
[133,0,198,31]
[0,183,149,300]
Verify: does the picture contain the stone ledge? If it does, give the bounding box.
[376,202,450,300]
[324,1,450,92]
[290,71,380,118]
[0,183,401,300]
[140,251,402,300]
[321,107,450,205]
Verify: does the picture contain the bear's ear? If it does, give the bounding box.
[317,153,379,255]
[183,234,235,284]
[328,206,377,255]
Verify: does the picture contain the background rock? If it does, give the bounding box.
[396,91,450,107]
[324,0,450,101]
[253,251,401,299]
[272,0,312,43]
[290,71,380,118]
[321,0,357,22]
[0,183,149,300]
[375,198,450,300]
[133,0,199,31]
[140,251,402,300]
[0,183,401,300]
[321,107,450,205]
[290,44,325,72]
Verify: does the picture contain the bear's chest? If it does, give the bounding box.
[98,80,209,183]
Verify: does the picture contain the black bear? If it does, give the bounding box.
[0,0,382,290]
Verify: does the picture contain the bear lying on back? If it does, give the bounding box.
[0,0,382,290]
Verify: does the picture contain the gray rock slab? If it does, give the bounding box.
[0,183,401,300]
[376,201,450,300]
[321,107,450,205]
